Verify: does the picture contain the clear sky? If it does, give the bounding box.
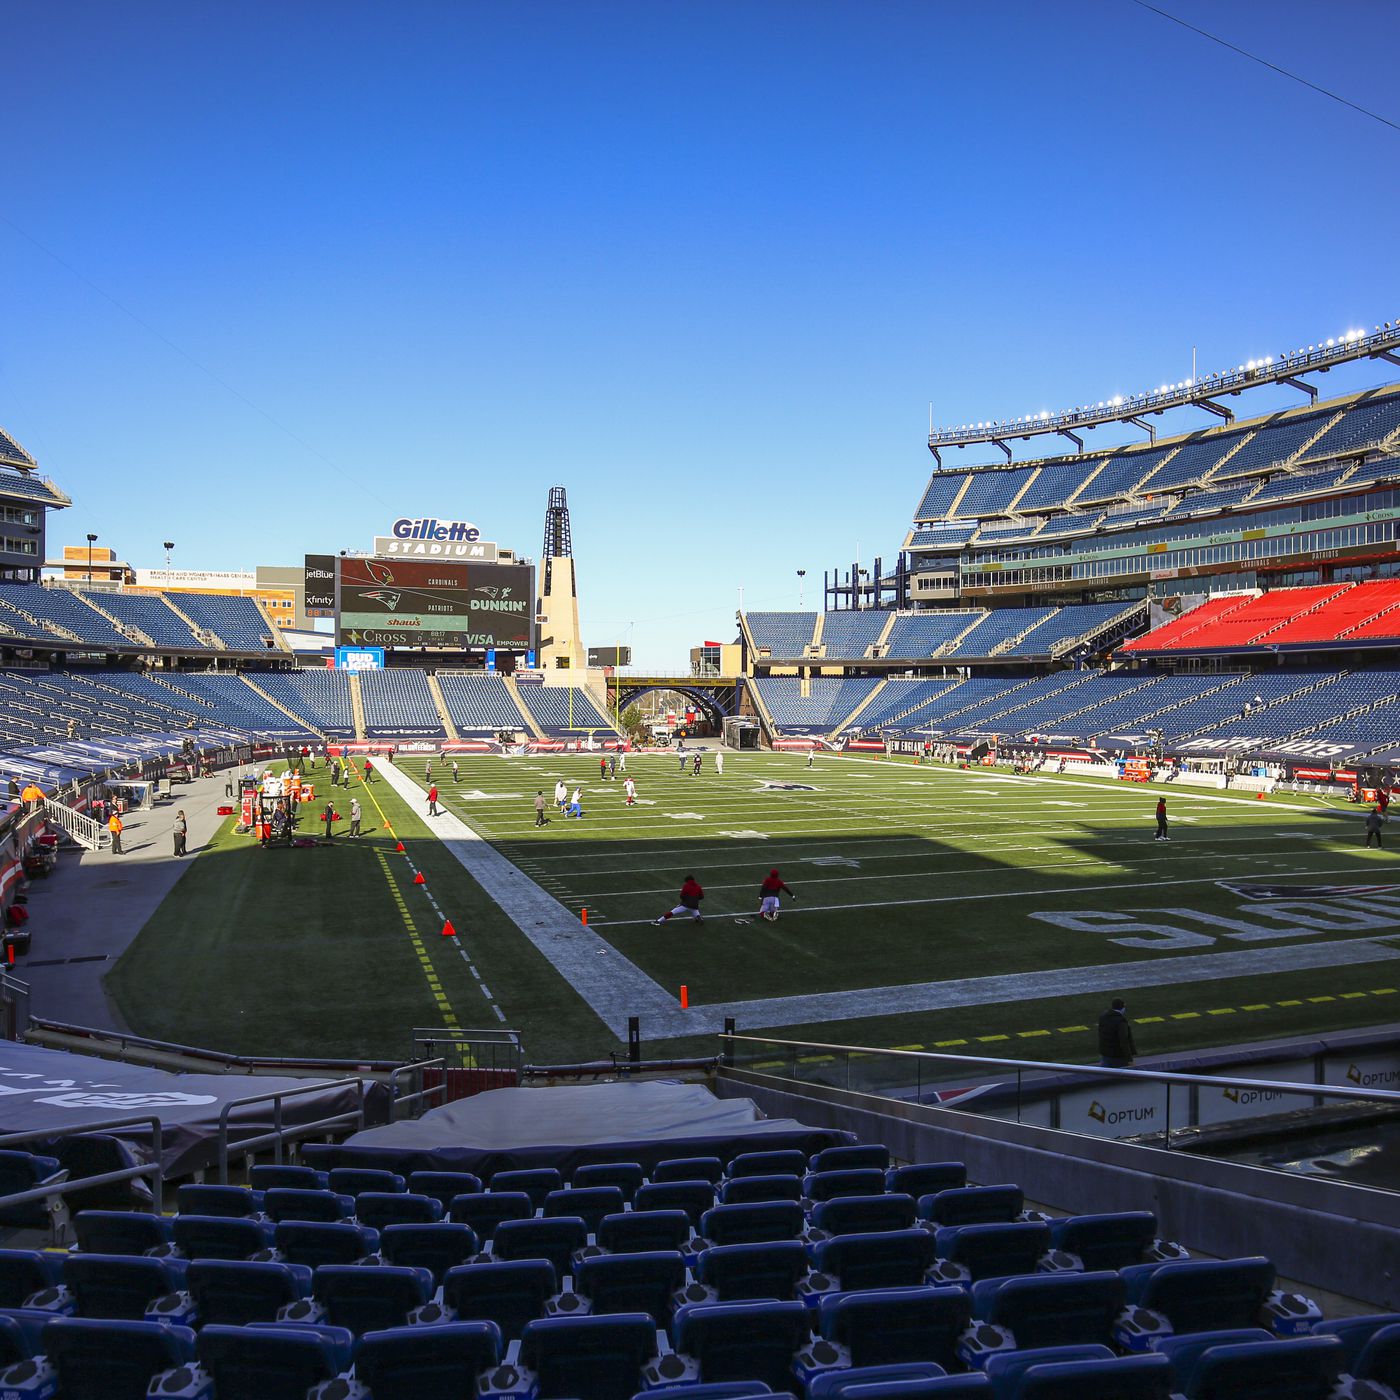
[2,1,1397,668]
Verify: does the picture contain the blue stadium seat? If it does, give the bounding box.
[72,1209,173,1257]
[176,1183,261,1218]
[271,1220,378,1268]
[654,1300,812,1391]
[720,1174,804,1205]
[811,1193,916,1237]
[0,1310,44,1366]
[1184,1336,1344,1400]
[653,1157,725,1185]
[355,1191,443,1231]
[688,1240,810,1302]
[805,1169,887,1203]
[982,1346,1115,1400]
[62,1253,183,1320]
[493,1216,589,1274]
[728,1151,809,1179]
[596,1209,691,1255]
[1312,1313,1400,1370]
[700,1202,806,1246]
[636,1180,716,1223]
[1151,1328,1273,1393]
[808,1364,951,1400]
[409,1170,483,1207]
[1353,1323,1400,1391]
[263,1187,354,1223]
[544,1186,627,1232]
[1046,1213,1160,1271]
[436,1259,558,1340]
[43,1316,199,1400]
[328,1167,405,1198]
[449,1189,534,1236]
[919,1187,1023,1229]
[355,1320,503,1400]
[379,1222,479,1283]
[0,1250,64,1310]
[1118,1258,1275,1340]
[644,1385,775,1400]
[310,1263,433,1335]
[493,1167,564,1209]
[817,1286,971,1370]
[1006,1354,1172,1399]
[248,1164,327,1192]
[173,1214,273,1262]
[886,1165,967,1199]
[185,1258,312,1326]
[840,1378,990,1398]
[811,1146,891,1174]
[813,1229,940,1292]
[519,1312,657,1400]
[573,1163,646,1201]
[0,1152,65,1231]
[969,1273,1125,1352]
[576,1251,686,1322]
[931,1223,1051,1285]
[197,1321,354,1400]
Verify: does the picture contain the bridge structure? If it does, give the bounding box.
[607,674,745,729]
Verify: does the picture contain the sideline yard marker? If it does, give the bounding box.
[680,984,689,1009]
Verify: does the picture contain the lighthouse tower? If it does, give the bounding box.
[536,485,584,671]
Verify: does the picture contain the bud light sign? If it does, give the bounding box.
[335,646,385,670]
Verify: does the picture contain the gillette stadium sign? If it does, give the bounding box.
[374,518,498,562]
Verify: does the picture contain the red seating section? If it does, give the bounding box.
[1270,580,1400,644]
[1119,595,1255,652]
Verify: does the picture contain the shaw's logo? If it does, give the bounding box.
[392,518,481,542]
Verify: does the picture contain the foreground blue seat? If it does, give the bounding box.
[597,1209,691,1255]
[437,1259,558,1340]
[812,1193,916,1238]
[1186,1336,1344,1399]
[72,1209,173,1257]
[409,1170,482,1207]
[811,1146,891,1174]
[1152,1328,1273,1393]
[185,1257,310,1326]
[692,1240,810,1302]
[379,1222,478,1283]
[42,1316,197,1400]
[841,1379,989,1398]
[573,1163,646,1202]
[805,1169,887,1203]
[813,1228,940,1291]
[355,1190,443,1231]
[932,1223,1051,1285]
[0,1151,65,1231]
[720,1174,804,1206]
[492,1167,563,1208]
[728,1150,809,1179]
[328,1166,405,1197]
[699,1201,806,1246]
[642,1384,775,1400]
[312,1263,433,1335]
[983,1345,1115,1400]
[919,1187,1022,1229]
[971,1272,1125,1351]
[886,1165,967,1200]
[449,1188,533,1236]
[0,1249,64,1310]
[1010,1353,1172,1399]
[1120,1258,1274,1337]
[1046,1212,1158,1271]
[544,1186,627,1232]
[0,1309,46,1365]
[576,1250,686,1322]
[1311,1313,1400,1369]
[636,1180,716,1224]
[271,1219,377,1268]
[263,1187,353,1223]
[173,1213,273,1261]
[520,1312,657,1400]
[1353,1323,1400,1390]
[494,1216,589,1275]
[819,1286,971,1370]
[356,1320,502,1400]
[249,1163,327,1192]
[62,1253,182,1320]
[652,1157,725,1185]
[197,1321,353,1400]
[809,1363,950,1400]
[176,1183,261,1218]
[652,1300,811,1391]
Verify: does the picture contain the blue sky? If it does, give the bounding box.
[2,1,1397,667]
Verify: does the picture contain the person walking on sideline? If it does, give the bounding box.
[600,756,609,781]
[534,791,549,827]
[654,875,704,925]
[452,759,459,784]
[618,749,626,772]
[427,784,440,817]
[425,760,432,783]
[349,798,362,837]
[715,751,724,776]
[554,778,568,811]
[1366,808,1385,848]
[678,748,687,772]
[172,810,187,857]
[692,751,702,777]
[363,759,374,783]
[108,811,124,854]
[806,748,815,768]
[566,787,584,819]
[322,801,336,840]
[1154,796,1169,842]
[608,753,617,778]
[757,868,796,922]
[1098,998,1136,1067]
[624,776,637,806]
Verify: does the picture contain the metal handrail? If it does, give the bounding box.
[389,1057,446,1119]
[216,1077,365,1184]
[719,1032,1400,1106]
[0,1114,165,1217]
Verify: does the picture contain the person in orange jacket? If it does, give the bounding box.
[108,812,124,855]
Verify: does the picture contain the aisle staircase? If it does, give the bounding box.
[425,673,459,740]
[241,676,326,738]
[348,673,367,741]
[502,675,545,738]
[162,594,227,651]
[41,798,102,851]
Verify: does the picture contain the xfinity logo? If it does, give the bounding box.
[392,518,481,542]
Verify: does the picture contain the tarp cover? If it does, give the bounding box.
[0,1039,372,1179]
[311,1079,852,1176]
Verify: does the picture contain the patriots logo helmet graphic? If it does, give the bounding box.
[362,590,401,610]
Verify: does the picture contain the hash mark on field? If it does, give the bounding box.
[1308,995,1336,1003]
[934,1038,968,1047]
[1057,1024,1089,1032]
[1136,1016,1164,1024]
[1278,998,1303,1006]
[1373,987,1398,995]
[1171,1012,1200,1020]
[1341,991,1368,999]
[1207,1008,1236,1016]
[976,1034,1009,1042]
[1241,1003,1270,1011]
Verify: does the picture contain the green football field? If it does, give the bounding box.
[110,749,1400,1067]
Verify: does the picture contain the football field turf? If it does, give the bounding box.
[111,750,1400,1066]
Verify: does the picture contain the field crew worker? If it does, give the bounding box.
[1098,997,1136,1067]
[20,782,43,812]
[349,797,362,837]
[534,791,549,827]
[107,811,124,855]
[1154,796,1169,843]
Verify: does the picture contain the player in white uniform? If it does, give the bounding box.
[715,751,724,775]
[554,779,568,810]
[624,777,637,806]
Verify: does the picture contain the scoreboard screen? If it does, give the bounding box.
[337,557,534,650]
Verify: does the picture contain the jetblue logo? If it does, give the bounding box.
[392,518,481,542]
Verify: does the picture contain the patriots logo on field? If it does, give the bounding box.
[757,782,817,792]
[361,590,402,611]
[1218,882,1395,901]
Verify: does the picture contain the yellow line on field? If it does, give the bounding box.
[374,849,459,1030]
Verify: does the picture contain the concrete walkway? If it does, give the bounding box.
[17,771,240,1031]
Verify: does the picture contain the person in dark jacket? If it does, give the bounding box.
[757,868,796,922]
[1154,797,1169,842]
[654,876,704,925]
[172,810,187,857]
[1366,808,1385,848]
[1098,998,1136,1067]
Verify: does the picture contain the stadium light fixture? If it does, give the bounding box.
[163,540,175,568]
[85,532,98,585]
